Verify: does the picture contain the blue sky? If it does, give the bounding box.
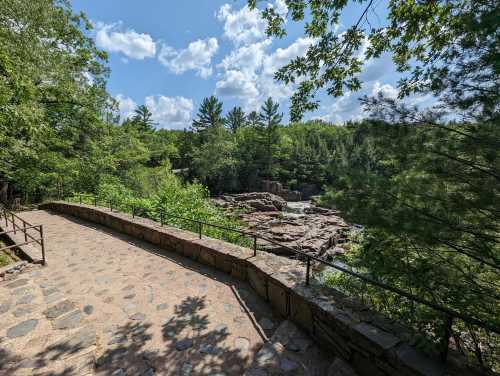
[71,0,421,129]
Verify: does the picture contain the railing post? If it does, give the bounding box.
[12,213,16,234]
[23,220,27,242]
[3,208,7,227]
[40,225,46,266]
[132,205,135,218]
[160,211,164,226]
[79,194,82,204]
[198,222,202,239]
[440,315,453,361]
[253,235,257,257]
[110,200,113,212]
[305,256,311,286]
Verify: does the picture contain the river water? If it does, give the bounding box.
[284,201,312,214]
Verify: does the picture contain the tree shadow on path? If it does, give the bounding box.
[95,295,262,376]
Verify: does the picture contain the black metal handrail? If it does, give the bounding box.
[0,206,46,265]
[64,193,499,359]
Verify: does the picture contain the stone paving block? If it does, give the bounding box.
[43,299,76,319]
[52,309,84,330]
[5,279,29,289]
[7,319,38,338]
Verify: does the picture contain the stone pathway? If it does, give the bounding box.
[0,210,332,375]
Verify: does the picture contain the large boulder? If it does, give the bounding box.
[231,192,287,211]
[262,180,303,202]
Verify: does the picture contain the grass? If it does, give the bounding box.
[0,240,15,267]
[0,251,13,267]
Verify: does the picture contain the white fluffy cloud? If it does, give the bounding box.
[95,22,156,60]
[371,81,398,99]
[116,94,137,120]
[145,95,194,129]
[216,1,287,45]
[215,0,314,110]
[218,39,272,74]
[215,36,315,110]
[262,37,314,76]
[215,70,260,99]
[318,81,400,123]
[217,4,266,45]
[158,38,219,79]
[271,0,289,17]
[115,95,193,129]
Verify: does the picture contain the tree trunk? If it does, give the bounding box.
[0,181,8,204]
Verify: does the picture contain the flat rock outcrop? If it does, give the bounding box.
[214,194,352,259]
[214,192,287,212]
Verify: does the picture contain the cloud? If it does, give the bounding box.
[115,94,193,129]
[317,81,396,123]
[215,36,315,111]
[215,70,260,99]
[360,52,395,83]
[95,22,156,60]
[262,37,315,76]
[217,4,266,45]
[371,81,398,99]
[144,95,194,129]
[317,79,443,124]
[269,0,288,18]
[218,39,272,74]
[115,94,137,120]
[158,38,219,78]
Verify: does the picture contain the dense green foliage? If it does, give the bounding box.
[186,96,342,194]
[322,119,499,365]
[72,171,249,246]
[0,0,110,198]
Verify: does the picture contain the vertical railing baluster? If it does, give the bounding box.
[12,213,16,234]
[306,257,311,286]
[79,194,82,204]
[40,225,46,266]
[160,211,164,226]
[23,220,27,242]
[198,222,202,239]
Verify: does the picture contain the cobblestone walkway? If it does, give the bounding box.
[0,210,331,375]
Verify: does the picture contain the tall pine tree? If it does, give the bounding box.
[258,97,283,180]
[224,106,246,133]
[192,96,224,135]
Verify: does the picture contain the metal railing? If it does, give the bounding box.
[0,206,46,265]
[65,193,499,360]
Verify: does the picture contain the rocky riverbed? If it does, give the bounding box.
[213,192,354,260]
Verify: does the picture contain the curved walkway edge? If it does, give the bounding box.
[36,201,463,376]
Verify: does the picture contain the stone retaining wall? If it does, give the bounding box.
[40,202,470,376]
